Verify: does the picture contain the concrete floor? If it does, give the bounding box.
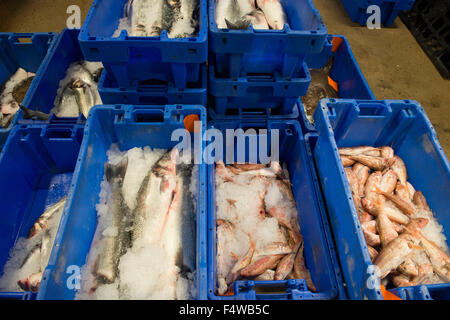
[0,0,449,155]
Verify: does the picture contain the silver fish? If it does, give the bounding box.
[95,157,130,283]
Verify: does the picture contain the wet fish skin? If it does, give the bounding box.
[256,0,286,30]
[28,197,67,238]
[375,189,416,216]
[377,211,398,248]
[353,163,370,196]
[364,171,383,204]
[226,241,255,285]
[379,169,398,195]
[398,258,418,278]
[374,233,419,279]
[95,157,129,284]
[362,223,381,247]
[390,156,407,185]
[17,272,43,293]
[380,146,394,159]
[362,220,376,234]
[274,252,296,280]
[395,182,413,203]
[367,246,378,262]
[413,191,431,212]
[338,146,381,157]
[292,242,316,292]
[362,198,409,225]
[408,229,450,282]
[132,149,178,244]
[345,168,360,210]
[244,9,269,29]
[348,154,395,171]
[240,254,284,277]
[392,273,412,287]
[71,79,96,119]
[341,155,355,167]
[254,269,275,281]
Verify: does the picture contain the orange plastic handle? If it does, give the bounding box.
[331,36,343,52]
[328,76,339,93]
[183,114,200,133]
[380,285,402,300]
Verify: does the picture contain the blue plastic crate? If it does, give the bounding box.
[79,0,208,89]
[300,35,375,132]
[98,64,207,107]
[209,62,311,117]
[0,123,84,300]
[313,99,450,300]
[20,29,95,125]
[209,0,327,79]
[37,104,208,300]
[207,119,344,300]
[0,32,57,149]
[208,103,300,121]
[340,0,416,27]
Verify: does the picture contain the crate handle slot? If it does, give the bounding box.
[13,37,33,43]
[132,109,165,123]
[44,128,74,140]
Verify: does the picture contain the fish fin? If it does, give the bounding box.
[225,18,250,30]
[104,157,129,182]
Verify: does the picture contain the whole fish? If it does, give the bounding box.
[292,242,316,292]
[256,0,286,30]
[95,157,130,283]
[339,146,381,157]
[301,57,339,123]
[71,80,96,119]
[226,240,255,285]
[132,148,178,245]
[348,155,395,171]
[240,254,283,277]
[28,197,67,238]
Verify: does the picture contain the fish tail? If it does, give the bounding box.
[104,157,129,182]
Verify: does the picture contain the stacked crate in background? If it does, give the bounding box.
[79,0,208,106]
[339,0,417,27]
